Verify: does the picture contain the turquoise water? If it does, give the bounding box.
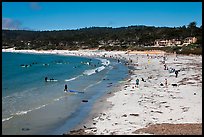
[2,52,128,135]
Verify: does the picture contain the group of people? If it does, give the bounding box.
[134,55,180,89]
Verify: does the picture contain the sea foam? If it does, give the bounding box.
[83,66,105,76]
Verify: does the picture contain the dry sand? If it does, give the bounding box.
[3,48,202,135]
[64,50,202,135]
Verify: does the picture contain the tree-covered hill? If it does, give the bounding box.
[2,22,202,54]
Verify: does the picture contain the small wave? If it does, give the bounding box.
[35,104,47,110]
[2,95,13,99]
[83,66,105,76]
[2,87,37,100]
[54,96,65,101]
[96,58,110,66]
[65,75,82,82]
[11,103,49,116]
[56,63,63,64]
[83,80,103,91]
[97,66,105,72]
[2,116,13,122]
[15,110,31,115]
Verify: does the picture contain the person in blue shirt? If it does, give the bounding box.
[136,78,139,88]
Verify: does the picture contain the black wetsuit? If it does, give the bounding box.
[64,84,68,91]
[45,77,48,82]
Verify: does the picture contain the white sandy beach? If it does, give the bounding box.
[3,48,202,135]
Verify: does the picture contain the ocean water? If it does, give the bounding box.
[2,52,129,135]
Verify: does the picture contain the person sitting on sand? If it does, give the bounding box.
[141,78,146,82]
[136,78,139,88]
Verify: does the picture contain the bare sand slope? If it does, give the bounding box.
[67,52,202,135]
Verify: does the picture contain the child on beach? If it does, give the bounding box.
[136,78,139,88]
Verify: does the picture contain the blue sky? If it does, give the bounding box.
[2,2,202,31]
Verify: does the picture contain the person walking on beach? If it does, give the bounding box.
[136,78,139,88]
[64,84,68,92]
[165,79,168,88]
[164,64,167,70]
[175,70,179,78]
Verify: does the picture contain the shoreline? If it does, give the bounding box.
[2,48,202,135]
[68,70,131,134]
[2,48,130,135]
[64,50,202,135]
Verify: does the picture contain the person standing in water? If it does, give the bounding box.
[64,84,68,92]
[45,77,48,82]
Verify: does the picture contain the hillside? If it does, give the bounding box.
[2,22,202,55]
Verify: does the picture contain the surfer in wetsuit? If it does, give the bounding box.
[64,84,68,92]
[45,77,48,82]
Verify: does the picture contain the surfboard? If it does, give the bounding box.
[46,79,58,82]
[64,90,84,94]
[69,90,77,92]
[64,90,77,95]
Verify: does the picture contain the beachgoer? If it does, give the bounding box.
[136,78,139,88]
[45,77,48,82]
[165,79,168,87]
[164,64,167,70]
[148,59,150,64]
[175,70,179,78]
[163,56,166,61]
[118,59,120,63]
[64,84,68,91]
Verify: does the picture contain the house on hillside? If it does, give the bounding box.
[182,37,197,46]
[154,38,186,47]
[154,39,170,47]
